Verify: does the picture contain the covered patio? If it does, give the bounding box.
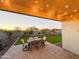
[0,0,79,57]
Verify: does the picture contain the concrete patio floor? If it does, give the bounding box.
[2,42,79,59]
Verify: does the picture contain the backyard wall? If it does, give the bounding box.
[62,19,79,55]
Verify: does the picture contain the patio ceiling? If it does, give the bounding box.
[0,0,79,21]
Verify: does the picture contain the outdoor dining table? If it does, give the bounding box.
[27,37,42,42]
[27,37,45,51]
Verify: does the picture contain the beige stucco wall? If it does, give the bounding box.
[62,19,79,55]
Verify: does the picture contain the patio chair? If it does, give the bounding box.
[39,40,45,47]
[43,36,46,41]
[23,43,29,51]
[27,37,33,42]
[29,40,41,51]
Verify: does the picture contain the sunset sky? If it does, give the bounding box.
[0,10,62,30]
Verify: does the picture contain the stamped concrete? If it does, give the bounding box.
[2,42,79,59]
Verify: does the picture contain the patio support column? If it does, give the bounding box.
[62,19,79,55]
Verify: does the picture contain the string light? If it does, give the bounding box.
[33,9,36,12]
[74,9,78,12]
[32,6,39,13]
[35,0,38,4]
[1,0,4,2]
[46,4,49,7]
[70,15,73,17]
[33,6,36,8]
[65,5,69,8]
[63,12,67,15]
[57,15,62,19]
[40,8,43,11]
[48,13,52,16]
[1,0,10,6]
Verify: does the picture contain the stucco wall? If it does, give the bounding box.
[62,19,79,55]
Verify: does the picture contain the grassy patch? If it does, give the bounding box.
[15,36,28,45]
[15,34,62,45]
[46,34,62,44]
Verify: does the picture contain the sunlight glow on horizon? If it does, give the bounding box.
[0,10,62,30]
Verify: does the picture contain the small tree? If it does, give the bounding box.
[40,29,51,35]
